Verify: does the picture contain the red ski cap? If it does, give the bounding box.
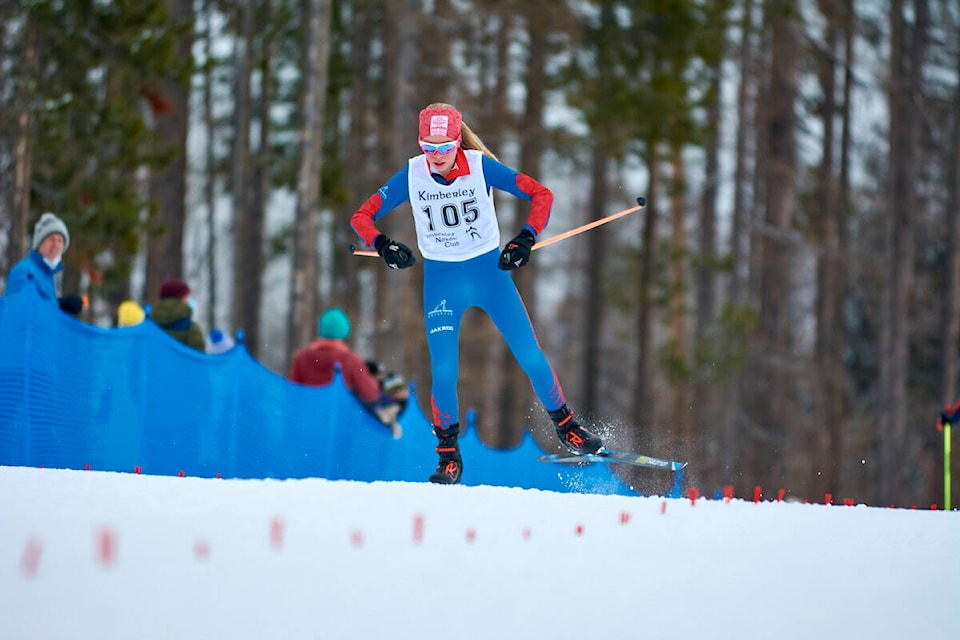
[419,105,462,141]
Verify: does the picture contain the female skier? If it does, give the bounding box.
[350,103,602,484]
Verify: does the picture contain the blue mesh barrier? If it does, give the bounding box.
[0,283,636,495]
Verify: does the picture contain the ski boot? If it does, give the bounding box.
[429,423,463,484]
[549,405,603,455]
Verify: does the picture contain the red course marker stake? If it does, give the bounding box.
[20,537,43,578]
[97,528,117,567]
[412,514,425,545]
[194,539,210,561]
[270,517,285,550]
[350,529,364,549]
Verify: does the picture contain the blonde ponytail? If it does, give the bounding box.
[460,121,499,162]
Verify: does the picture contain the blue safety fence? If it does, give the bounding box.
[0,283,644,495]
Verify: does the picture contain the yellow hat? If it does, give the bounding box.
[118,300,145,327]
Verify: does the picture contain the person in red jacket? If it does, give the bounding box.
[289,307,378,398]
[289,308,399,434]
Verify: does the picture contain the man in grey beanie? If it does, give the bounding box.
[4,212,84,315]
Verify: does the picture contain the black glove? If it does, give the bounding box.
[499,229,535,270]
[58,295,84,316]
[374,234,416,269]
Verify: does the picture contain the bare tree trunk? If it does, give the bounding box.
[668,146,692,462]
[880,0,925,506]
[246,0,273,357]
[833,0,855,494]
[289,0,332,355]
[8,20,37,269]
[941,14,960,411]
[695,42,723,484]
[581,142,609,420]
[231,0,254,341]
[812,0,842,499]
[750,0,800,491]
[582,1,618,422]
[201,0,218,333]
[633,147,661,448]
[147,0,193,301]
[345,1,376,352]
[723,0,757,484]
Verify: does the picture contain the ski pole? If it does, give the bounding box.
[945,420,952,510]
[938,405,956,511]
[349,196,646,257]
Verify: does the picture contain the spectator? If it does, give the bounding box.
[382,372,410,410]
[207,329,235,355]
[117,300,145,327]
[366,359,410,416]
[5,212,84,316]
[153,278,205,352]
[289,308,400,436]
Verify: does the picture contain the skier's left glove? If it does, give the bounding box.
[499,229,535,270]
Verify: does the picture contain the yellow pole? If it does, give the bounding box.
[945,422,952,511]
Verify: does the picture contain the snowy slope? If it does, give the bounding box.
[1,466,957,640]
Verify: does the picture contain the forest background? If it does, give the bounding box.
[2,0,959,509]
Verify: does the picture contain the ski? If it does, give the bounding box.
[538,448,687,472]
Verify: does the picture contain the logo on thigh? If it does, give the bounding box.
[427,299,454,334]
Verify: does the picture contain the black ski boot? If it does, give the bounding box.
[429,424,463,484]
[549,405,603,455]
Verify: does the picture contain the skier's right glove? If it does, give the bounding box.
[374,234,416,269]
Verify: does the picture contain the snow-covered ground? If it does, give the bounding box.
[2,465,957,640]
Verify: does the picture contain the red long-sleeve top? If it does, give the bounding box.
[288,339,380,403]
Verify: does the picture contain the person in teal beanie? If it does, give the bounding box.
[4,212,84,315]
[289,308,401,435]
[319,307,351,340]
[289,308,378,397]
